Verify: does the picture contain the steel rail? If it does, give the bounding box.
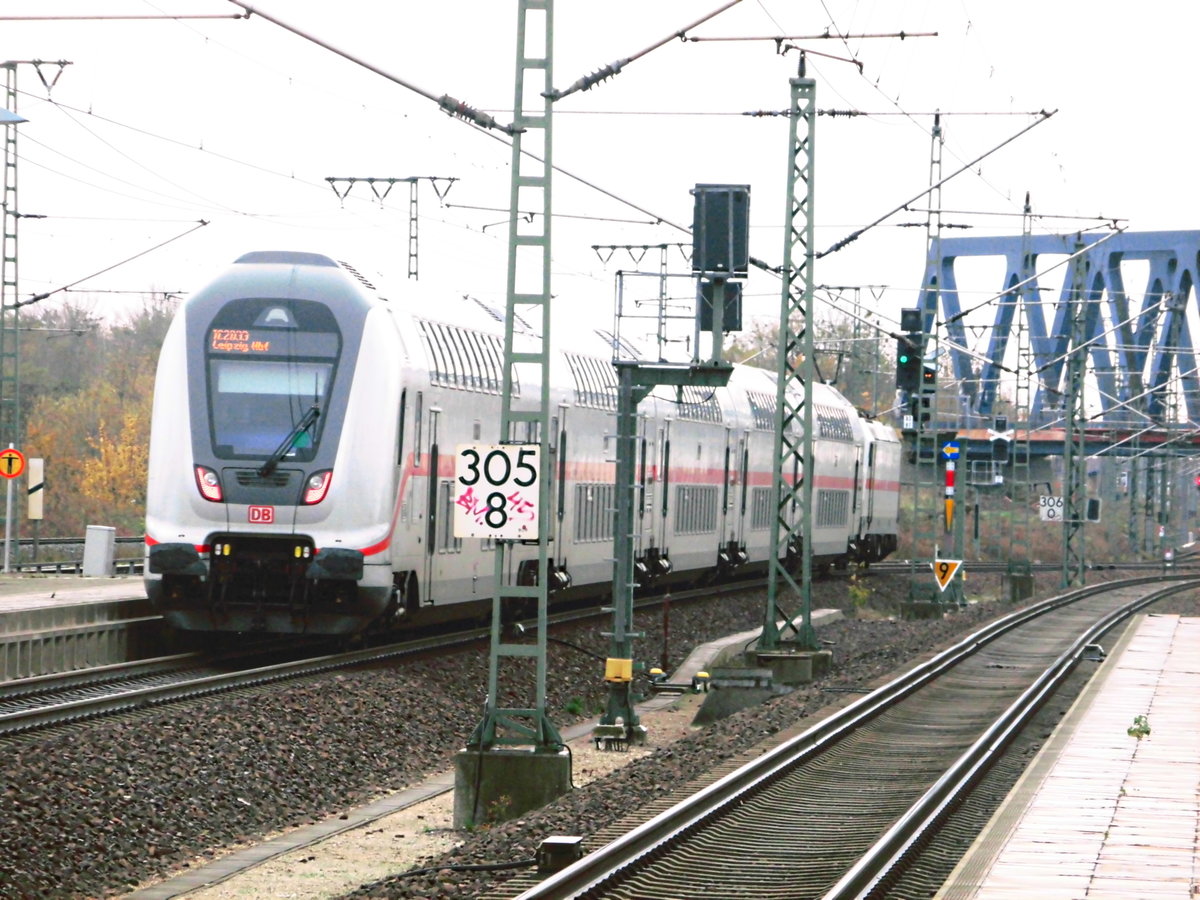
[0,578,762,738]
[823,575,1200,899]
[513,573,1198,899]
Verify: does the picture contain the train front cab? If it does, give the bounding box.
[145,252,398,635]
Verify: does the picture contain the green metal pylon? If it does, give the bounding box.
[1061,236,1088,587]
[761,62,817,651]
[468,0,562,752]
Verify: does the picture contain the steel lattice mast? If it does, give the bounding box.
[1061,237,1089,587]
[761,62,817,651]
[468,0,562,752]
[0,63,20,452]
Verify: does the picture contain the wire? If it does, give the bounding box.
[51,101,250,214]
[16,221,209,309]
[818,112,1057,258]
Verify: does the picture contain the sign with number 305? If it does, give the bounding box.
[453,444,540,539]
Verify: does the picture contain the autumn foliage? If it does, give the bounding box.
[21,297,174,538]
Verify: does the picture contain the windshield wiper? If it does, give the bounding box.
[259,404,320,477]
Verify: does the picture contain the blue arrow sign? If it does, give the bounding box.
[942,441,960,459]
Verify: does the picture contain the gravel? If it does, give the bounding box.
[0,567,1191,900]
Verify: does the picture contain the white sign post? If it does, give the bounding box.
[1038,495,1064,521]
[453,443,540,540]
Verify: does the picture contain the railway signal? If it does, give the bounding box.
[895,307,923,392]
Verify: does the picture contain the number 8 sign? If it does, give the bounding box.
[453,444,540,539]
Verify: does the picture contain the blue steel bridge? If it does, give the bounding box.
[912,230,1200,429]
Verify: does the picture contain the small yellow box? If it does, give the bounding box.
[604,657,633,683]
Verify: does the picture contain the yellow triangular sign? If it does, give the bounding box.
[931,559,962,591]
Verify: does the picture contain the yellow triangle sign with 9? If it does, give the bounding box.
[932,559,962,591]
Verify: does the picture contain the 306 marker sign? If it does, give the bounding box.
[453,444,540,539]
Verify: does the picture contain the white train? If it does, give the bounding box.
[144,251,901,635]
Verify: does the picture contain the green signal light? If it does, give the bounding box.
[899,353,910,363]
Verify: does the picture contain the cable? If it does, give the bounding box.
[16,221,209,309]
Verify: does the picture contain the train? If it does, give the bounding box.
[144,250,901,635]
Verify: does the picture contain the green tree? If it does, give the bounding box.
[23,296,175,537]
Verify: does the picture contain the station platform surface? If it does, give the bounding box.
[937,613,1200,899]
[0,574,145,614]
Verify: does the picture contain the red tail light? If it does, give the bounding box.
[302,470,332,505]
[195,465,222,502]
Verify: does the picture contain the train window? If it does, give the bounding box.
[816,489,851,527]
[675,386,721,423]
[208,359,332,459]
[674,485,718,534]
[574,483,614,543]
[750,487,772,530]
[439,481,462,553]
[817,404,854,442]
[415,318,509,395]
[434,323,460,386]
[416,320,447,386]
[746,392,776,430]
[205,298,340,460]
[564,353,617,409]
[461,330,486,391]
[397,389,407,466]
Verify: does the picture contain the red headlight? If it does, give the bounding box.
[194,465,222,502]
[302,470,332,505]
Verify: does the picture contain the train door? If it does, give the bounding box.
[421,405,441,605]
[863,438,877,532]
[657,420,672,551]
[720,427,733,541]
[734,431,749,546]
[553,405,568,558]
[636,413,650,548]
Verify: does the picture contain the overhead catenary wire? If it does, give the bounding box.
[817,110,1057,258]
[547,0,745,101]
[15,221,209,309]
[226,0,516,134]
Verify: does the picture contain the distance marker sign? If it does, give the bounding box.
[1038,495,1064,521]
[453,444,540,539]
[931,559,962,591]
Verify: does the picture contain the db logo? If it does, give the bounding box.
[248,505,275,524]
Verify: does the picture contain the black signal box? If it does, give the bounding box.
[691,184,750,276]
[698,279,743,333]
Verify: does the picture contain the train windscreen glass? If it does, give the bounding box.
[206,324,339,460]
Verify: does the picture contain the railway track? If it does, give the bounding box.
[0,579,762,741]
[506,574,1199,900]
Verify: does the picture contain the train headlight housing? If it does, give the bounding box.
[302,469,333,505]
[194,465,223,502]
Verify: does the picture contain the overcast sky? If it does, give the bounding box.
[4,0,1198,357]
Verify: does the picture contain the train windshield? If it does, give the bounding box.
[210,360,331,458]
[204,299,341,460]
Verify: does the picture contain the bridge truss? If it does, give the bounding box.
[914,231,1200,428]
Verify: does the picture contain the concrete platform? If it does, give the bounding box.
[0,575,155,679]
[936,614,1200,899]
[0,573,145,614]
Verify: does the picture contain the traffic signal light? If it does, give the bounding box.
[896,336,921,391]
[921,363,937,391]
[896,307,924,393]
